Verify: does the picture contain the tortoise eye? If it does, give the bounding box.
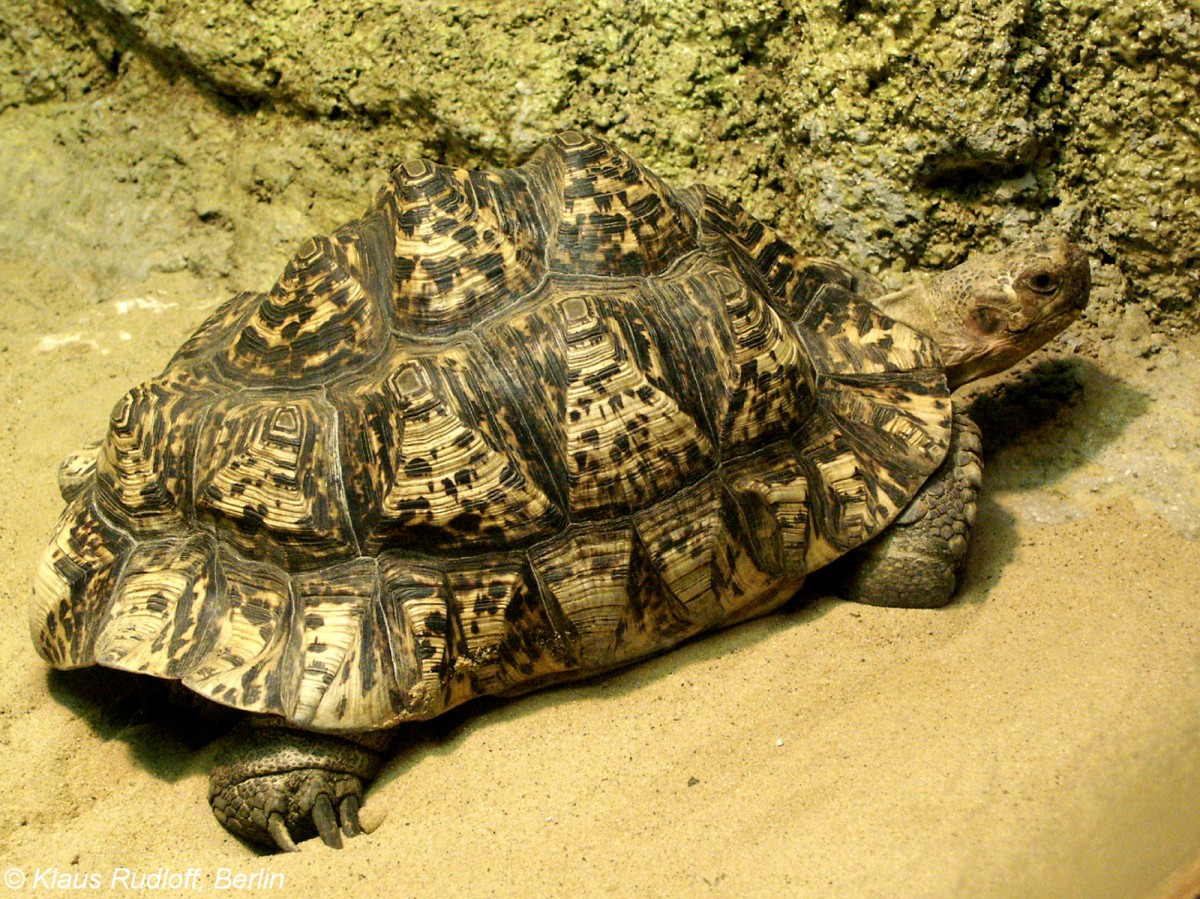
[1024,269,1059,294]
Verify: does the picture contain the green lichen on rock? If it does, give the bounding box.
[60,1,789,186]
[0,0,114,110]
[769,0,1197,323]
[2,0,1197,325]
[777,0,1066,270]
[1049,0,1199,319]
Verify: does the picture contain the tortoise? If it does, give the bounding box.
[30,131,1090,851]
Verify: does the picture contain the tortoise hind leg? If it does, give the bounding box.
[209,723,390,851]
[837,410,983,608]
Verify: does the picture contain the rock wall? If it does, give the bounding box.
[2,0,1196,332]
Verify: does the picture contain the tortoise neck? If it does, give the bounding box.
[873,280,944,345]
[873,278,981,389]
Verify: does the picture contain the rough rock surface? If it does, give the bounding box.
[0,0,112,110]
[3,0,1196,328]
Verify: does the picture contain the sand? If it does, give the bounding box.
[2,98,1200,899]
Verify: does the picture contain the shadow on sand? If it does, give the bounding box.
[966,357,1151,490]
[47,666,233,783]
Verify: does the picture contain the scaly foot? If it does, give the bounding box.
[208,724,387,851]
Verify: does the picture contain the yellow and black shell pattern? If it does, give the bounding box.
[30,132,951,733]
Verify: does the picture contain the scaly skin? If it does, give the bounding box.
[209,724,391,851]
[840,411,983,608]
[874,237,1091,388]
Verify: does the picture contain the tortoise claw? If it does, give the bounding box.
[255,794,362,852]
[267,813,299,853]
[339,794,362,837]
[312,793,343,849]
[209,726,385,851]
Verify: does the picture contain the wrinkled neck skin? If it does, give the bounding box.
[872,238,1092,390]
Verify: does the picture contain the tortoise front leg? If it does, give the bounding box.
[209,722,391,851]
[837,410,983,608]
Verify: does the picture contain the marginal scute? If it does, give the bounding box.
[180,546,299,716]
[819,372,950,468]
[623,542,695,655]
[448,556,574,695]
[725,443,813,576]
[527,524,623,668]
[386,160,546,335]
[537,130,698,276]
[633,475,775,627]
[310,580,403,727]
[793,409,908,571]
[224,236,387,385]
[31,492,133,668]
[93,534,221,677]
[290,558,388,728]
[377,554,455,717]
[528,522,690,668]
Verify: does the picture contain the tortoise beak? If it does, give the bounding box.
[1062,240,1091,311]
[1046,238,1092,316]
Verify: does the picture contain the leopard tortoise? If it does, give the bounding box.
[30,131,1090,850]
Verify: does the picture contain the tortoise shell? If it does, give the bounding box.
[31,131,951,732]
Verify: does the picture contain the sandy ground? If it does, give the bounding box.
[2,107,1200,899]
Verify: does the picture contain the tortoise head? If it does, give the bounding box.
[874,237,1091,389]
